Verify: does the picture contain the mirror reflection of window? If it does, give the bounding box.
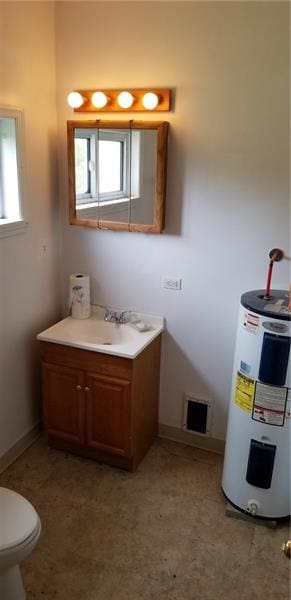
[98,130,130,202]
[73,127,157,224]
[99,140,122,194]
[74,138,89,195]
[74,129,133,206]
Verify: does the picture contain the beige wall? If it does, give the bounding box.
[0,2,289,455]
[0,2,61,457]
[56,1,289,440]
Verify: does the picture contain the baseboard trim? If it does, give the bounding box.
[0,422,224,473]
[158,423,225,455]
[0,422,42,474]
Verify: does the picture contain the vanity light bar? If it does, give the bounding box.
[67,88,171,112]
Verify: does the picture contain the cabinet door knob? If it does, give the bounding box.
[76,385,82,391]
[85,386,90,392]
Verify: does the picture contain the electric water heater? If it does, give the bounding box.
[222,289,291,520]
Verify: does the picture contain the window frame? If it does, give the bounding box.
[74,128,131,206]
[0,107,27,237]
[74,135,91,197]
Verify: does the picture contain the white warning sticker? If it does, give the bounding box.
[252,382,288,426]
[240,360,252,376]
[243,312,259,335]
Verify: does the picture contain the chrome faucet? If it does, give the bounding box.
[104,309,130,324]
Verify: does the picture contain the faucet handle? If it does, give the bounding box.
[104,308,130,324]
[118,310,130,324]
[104,308,116,322]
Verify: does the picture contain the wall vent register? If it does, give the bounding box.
[183,395,212,436]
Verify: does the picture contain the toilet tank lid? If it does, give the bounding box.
[0,487,40,551]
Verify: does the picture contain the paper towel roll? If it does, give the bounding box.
[69,274,91,319]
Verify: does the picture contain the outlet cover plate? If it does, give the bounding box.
[163,277,182,291]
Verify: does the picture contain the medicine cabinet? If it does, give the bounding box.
[67,120,169,233]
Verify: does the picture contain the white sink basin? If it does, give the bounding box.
[37,306,164,359]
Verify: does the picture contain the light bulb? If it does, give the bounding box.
[91,91,108,109]
[142,92,159,110]
[67,92,84,109]
[117,91,134,109]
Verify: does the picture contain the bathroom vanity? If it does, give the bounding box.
[37,309,163,471]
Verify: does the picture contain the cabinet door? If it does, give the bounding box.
[42,362,85,444]
[85,373,131,457]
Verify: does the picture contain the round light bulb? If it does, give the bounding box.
[91,91,108,109]
[67,92,84,109]
[142,92,159,110]
[117,91,134,109]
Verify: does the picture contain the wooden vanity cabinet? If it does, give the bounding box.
[39,336,161,471]
[42,362,86,446]
[86,372,131,458]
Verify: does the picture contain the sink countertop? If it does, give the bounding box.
[37,306,165,359]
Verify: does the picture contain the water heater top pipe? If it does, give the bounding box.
[264,248,284,299]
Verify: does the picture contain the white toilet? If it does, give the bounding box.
[0,487,41,600]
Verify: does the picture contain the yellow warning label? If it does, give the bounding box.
[234,372,255,413]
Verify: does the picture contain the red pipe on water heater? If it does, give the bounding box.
[265,261,274,298]
[264,248,284,299]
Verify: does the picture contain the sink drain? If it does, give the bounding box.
[102,341,112,345]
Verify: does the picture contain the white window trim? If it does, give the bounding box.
[0,218,28,238]
[75,128,133,206]
[98,129,130,202]
[0,107,27,238]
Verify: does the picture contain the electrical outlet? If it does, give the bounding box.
[163,277,182,291]
[39,239,48,259]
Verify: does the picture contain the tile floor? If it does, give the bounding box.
[0,436,290,599]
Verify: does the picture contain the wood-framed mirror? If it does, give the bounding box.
[67,120,169,233]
